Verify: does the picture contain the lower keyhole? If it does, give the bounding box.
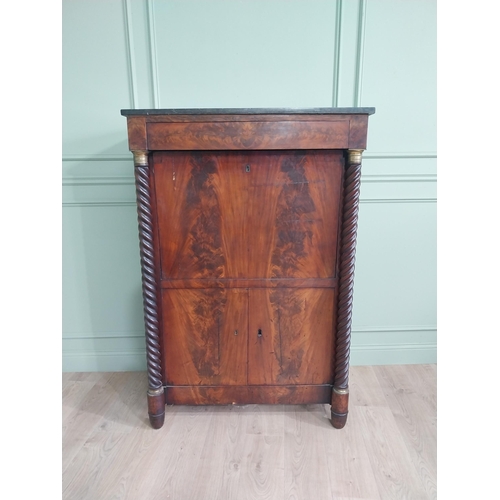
[257,329,262,337]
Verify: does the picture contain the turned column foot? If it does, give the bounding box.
[330,386,349,429]
[147,387,166,429]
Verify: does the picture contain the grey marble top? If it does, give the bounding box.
[121,107,375,116]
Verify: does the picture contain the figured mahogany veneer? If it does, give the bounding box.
[154,150,342,281]
[146,120,350,150]
[121,108,375,429]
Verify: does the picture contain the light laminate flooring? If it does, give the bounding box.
[62,364,437,500]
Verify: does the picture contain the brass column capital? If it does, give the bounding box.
[347,149,364,166]
[132,150,149,167]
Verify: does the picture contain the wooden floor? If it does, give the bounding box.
[62,364,436,500]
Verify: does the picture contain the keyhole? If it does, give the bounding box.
[257,329,262,337]
[245,164,250,172]
[234,330,238,336]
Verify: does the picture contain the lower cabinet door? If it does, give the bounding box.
[248,288,335,385]
[162,287,335,388]
[162,288,248,386]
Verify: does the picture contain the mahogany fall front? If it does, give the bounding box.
[121,107,375,429]
[154,150,342,280]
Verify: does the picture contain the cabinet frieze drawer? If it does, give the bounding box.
[146,120,350,150]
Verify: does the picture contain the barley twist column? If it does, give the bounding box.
[133,150,165,429]
[331,148,363,429]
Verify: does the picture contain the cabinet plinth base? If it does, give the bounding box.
[330,387,349,429]
[165,384,332,405]
[147,388,166,429]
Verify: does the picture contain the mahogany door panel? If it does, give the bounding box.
[154,150,342,283]
[162,288,248,386]
[248,288,335,385]
[247,150,343,279]
[154,151,249,280]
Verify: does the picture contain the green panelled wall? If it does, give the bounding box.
[62,0,436,371]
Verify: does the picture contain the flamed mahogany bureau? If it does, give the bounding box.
[121,108,375,429]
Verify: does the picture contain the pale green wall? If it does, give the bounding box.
[62,0,436,371]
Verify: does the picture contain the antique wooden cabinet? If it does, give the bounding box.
[121,108,375,429]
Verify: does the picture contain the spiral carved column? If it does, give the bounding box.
[133,150,165,429]
[331,148,363,429]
